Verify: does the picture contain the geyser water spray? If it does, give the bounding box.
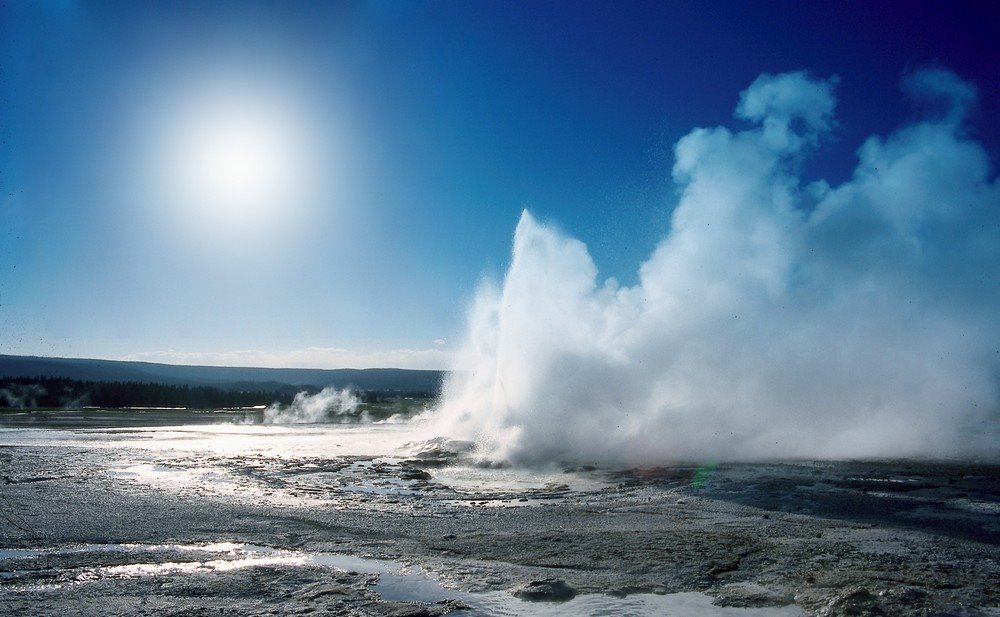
[433,69,999,466]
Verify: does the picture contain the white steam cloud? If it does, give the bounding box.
[434,69,999,466]
[264,387,360,424]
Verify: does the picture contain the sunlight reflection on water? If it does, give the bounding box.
[1,418,612,498]
[0,543,802,616]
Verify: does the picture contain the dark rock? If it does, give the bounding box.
[712,583,793,608]
[378,604,437,617]
[401,469,432,481]
[437,599,472,612]
[377,599,470,616]
[295,581,353,600]
[819,586,884,617]
[511,579,578,602]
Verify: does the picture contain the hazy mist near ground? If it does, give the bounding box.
[434,69,1000,466]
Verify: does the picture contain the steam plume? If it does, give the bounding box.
[434,69,999,466]
[264,387,360,424]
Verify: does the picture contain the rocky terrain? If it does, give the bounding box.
[0,414,997,615]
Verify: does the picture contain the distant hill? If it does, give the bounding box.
[0,355,445,393]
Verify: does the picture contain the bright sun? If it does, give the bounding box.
[174,102,302,222]
[187,114,288,207]
[147,76,319,234]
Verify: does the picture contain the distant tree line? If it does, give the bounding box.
[0,376,439,410]
[0,376,293,409]
[357,390,437,403]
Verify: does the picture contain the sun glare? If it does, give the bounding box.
[142,71,324,236]
[176,104,298,217]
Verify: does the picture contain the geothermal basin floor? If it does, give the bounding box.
[0,411,997,616]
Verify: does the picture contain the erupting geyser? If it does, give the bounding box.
[433,69,999,466]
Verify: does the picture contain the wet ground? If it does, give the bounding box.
[1,409,998,616]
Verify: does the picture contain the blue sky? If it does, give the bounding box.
[1,1,997,369]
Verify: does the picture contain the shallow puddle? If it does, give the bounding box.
[0,542,802,615]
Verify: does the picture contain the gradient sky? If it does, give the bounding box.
[1,1,997,369]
